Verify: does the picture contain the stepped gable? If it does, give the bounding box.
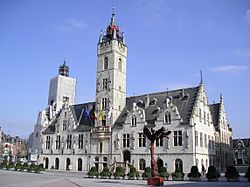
[43,102,95,134]
[114,86,199,128]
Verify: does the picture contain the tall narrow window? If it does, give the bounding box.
[139,159,146,170]
[104,57,108,70]
[131,115,137,126]
[122,134,130,148]
[102,98,108,110]
[78,134,84,149]
[66,134,72,149]
[204,134,207,148]
[207,113,210,125]
[138,133,146,147]
[204,112,206,124]
[195,131,198,147]
[102,78,108,90]
[102,115,107,126]
[55,135,61,149]
[118,58,122,71]
[200,132,203,147]
[208,135,211,149]
[100,142,103,153]
[199,109,202,122]
[45,136,51,149]
[164,111,171,124]
[63,120,67,131]
[156,136,163,147]
[174,131,182,146]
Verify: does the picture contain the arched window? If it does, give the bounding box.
[66,158,71,170]
[103,157,108,168]
[104,57,108,70]
[175,158,183,173]
[131,115,137,126]
[118,58,122,71]
[164,111,171,124]
[78,158,82,171]
[139,159,146,170]
[45,157,49,169]
[55,157,59,170]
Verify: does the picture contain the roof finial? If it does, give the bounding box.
[200,70,203,83]
[220,93,223,103]
[166,87,169,97]
[111,1,115,25]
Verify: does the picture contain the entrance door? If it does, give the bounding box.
[175,158,183,173]
[55,158,59,170]
[45,157,49,169]
[78,158,82,171]
[157,158,164,169]
[66,158,71,170]
[123,150,131,166]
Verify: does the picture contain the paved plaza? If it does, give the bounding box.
[0,170,249,187]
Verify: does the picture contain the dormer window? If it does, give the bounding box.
[104,57,108,70]
[131,115,137,126]
[164,111,171,124]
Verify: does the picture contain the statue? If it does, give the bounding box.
[143,126,171,185]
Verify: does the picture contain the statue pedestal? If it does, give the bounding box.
[147,177,164,186]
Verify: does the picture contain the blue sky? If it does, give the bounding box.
[0,0,249,139]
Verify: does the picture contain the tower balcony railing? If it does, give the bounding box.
[91,126,112,139]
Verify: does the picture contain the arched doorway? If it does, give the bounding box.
[66,158,71,170]
[95,157,99,172]
[45,157,49,169]
[175,158,183,173]
[123,150,131,167]
[78,158,82,171]
[157,158,164,169]
[55,157,59,170]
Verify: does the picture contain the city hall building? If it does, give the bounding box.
[29,10,234,174]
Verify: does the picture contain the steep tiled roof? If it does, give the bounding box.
[114,86,199,128]
[43,102,95,134]
[43,86,201,133]
[209,103,220,129]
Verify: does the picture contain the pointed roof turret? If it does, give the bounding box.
[99,7,125,44]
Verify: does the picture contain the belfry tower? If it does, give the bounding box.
[95,9,127,126]
[47,61,76,119]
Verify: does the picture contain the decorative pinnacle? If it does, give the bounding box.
[200,70,203,83]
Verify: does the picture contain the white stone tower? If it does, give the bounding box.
[48,61,76,119]
[95,9,127,126]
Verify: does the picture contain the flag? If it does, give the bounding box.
[83,107,89,120]
[92,111,97,120]
[107,107,112,119]
[99,110,103,120]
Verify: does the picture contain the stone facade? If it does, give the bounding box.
[29,10,233,174]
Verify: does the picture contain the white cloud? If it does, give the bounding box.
[53,18,87,32]
[211,65,248,73]
[67,18,87,29]
[245,9,250,23]
[233,48,250,56]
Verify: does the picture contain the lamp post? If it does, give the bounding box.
[143,126,171,186]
